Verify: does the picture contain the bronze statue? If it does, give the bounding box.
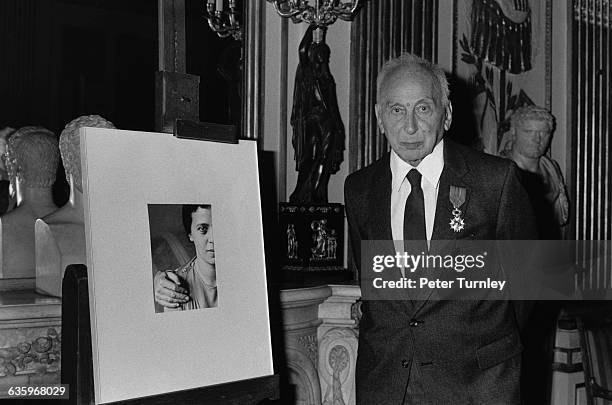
[290,25,345,204]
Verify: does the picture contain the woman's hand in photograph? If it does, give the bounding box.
[154,270,190,308]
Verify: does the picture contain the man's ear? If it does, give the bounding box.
[443,101,453,131]
[374,104,385,134]
[188,233,193,242]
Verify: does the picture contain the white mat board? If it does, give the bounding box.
[81,128,273,404]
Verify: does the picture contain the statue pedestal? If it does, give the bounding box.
[279,203,345,277]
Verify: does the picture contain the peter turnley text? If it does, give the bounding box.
[372,277,507,291]
[369,251,506,292]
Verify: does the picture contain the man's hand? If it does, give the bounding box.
[154,270,190,308]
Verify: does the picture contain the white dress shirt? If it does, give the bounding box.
[390,139,444,245]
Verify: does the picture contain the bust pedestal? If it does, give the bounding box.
[35,182,85,298]
[0,186,58,281]
[35,220,85,297]
[0,216,36,281]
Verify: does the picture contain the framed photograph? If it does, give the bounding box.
[81,128,273,404]
[148,203,218,313]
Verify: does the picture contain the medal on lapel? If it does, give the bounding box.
[449,186,466,232]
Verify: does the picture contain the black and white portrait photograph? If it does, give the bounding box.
[149,204,218,313]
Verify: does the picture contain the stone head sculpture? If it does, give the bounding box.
[509,105,555,159]
[59,115,115,192]
[5,126,59,191]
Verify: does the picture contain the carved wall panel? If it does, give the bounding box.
[318,327,358,405]
[0,326,61,397]
[280,285,361,405]
[285,344,322,405]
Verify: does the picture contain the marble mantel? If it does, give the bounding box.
[280,284,361,405]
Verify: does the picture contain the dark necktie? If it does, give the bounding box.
[404,169,428,254]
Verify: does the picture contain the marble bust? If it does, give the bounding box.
[0,127,16,215]
[0,126,60,280]
[502,105,569,239]
[36,115,115,296]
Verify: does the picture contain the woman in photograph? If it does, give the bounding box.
[154,204,217,310]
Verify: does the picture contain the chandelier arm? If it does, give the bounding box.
[348,0,361,15]
[207,18,221,32]
[272,1,304,18]
[336,13,356,22]
[204,1,242,40]
[265,0,362,27]
[332,0,360,20]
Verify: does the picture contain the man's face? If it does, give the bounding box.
[188,207,215,266]
[513,119,552,159]
[375,67,452,166]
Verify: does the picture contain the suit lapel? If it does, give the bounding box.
[431,142,471,243]
[411,140,472,311]
[366,154,406,283]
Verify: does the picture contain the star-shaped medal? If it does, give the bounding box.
[449,216,465,232]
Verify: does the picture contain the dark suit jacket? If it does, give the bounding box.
[344,139,537,404]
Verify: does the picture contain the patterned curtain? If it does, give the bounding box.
[349,0,439,172]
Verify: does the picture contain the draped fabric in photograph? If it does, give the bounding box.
[349,0,439,172]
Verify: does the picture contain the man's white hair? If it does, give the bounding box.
[376,53,450,106]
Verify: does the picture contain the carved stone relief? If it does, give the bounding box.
[0,326,61,391]
[318,327,358,405]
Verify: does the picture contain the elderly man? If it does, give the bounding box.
[344,53,536,404]
[503,105,569,239]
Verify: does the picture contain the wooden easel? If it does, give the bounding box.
[60,265,279,405]
[155,0,237,143]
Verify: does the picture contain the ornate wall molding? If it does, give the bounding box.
[280,284,360,405]
[285,346,323,405]
[297,334,319,366]
[0,290,61,396]
[0,327,60,379]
